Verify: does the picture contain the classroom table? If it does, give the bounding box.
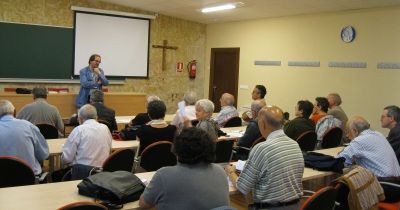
[47,139,139,172]
[0,163,339,210]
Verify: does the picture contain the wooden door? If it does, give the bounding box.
[209,48,240,112]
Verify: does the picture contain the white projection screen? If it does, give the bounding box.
[74,12,150,77]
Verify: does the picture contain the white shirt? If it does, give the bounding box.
[170,105,196,133]
[62,119,112,167]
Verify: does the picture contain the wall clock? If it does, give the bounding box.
[341,26,356,43]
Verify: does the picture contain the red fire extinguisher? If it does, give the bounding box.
[187,60,197,79]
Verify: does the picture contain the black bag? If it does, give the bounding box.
[120,125,140,140]
[15,88,32,94]
[77,171,145,206]
[304,152,345,173]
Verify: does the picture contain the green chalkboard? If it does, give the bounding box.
[0,22,74,79]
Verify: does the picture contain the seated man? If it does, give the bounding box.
[0,100,49,176]
[17,87,64,136]
[337,116,400,178]
[214,93,239,127]
[234,100,265,160]
[327,93,348,128]
[88,89,117,131]
[170,91,197,133]
[242,85,267,122]
[225,105,304,209]
[62,104,112,180]
[284,100,315,140]
[381,105,400,165]
[139,128,229,209]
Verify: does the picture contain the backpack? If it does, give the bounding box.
[77,171,145,207]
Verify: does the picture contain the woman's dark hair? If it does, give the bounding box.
[147,100,166,119]
[297,100,314,118]
[173,127,215,164]
[315,97,329,113]
[255,85,267,99]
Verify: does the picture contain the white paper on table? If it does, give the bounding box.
[178,101,186,117]
[235,160,246,171]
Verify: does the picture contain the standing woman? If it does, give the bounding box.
[76,54,109,108]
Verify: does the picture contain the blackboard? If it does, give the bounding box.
[0,22,74,79]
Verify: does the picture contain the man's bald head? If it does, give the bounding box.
[258,105,284,138]
[220,93,235,106]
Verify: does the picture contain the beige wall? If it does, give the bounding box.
[0,0,206,114]
[206,7,400,134]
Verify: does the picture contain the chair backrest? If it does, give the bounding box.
[251,136,265,148]
[36,123,59,139]
[321,127,343,149]
[57,201,107,210]
[333,182,350,210]
[191,119,199,127]
[102,149,135,172]
[215,139,235,163]
[301,186,337,210]
[0,156,35,188]
[140,141,177,171]
[296,130,317,152]
[223,116,242,127]
[97,119,113,133]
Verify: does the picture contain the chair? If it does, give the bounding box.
[232,136,265,160]
[98,119,113,133]
[223,116,242,127]
[215,139,235,163]
[0,156,35,188]
[57,201,107,210]
[139,141,177,171]
[191,119,199,127]
[102,148,135,172]
[296,130,317,152]
[378,181,400,210]
[321,127,342,149]
[36,124,59,139]
[301,186,337,210]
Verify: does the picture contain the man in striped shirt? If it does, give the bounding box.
[337,116,400,178]
[225,106,304,210]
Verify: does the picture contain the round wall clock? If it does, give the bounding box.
[341,26,356,43]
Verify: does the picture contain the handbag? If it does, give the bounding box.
[120,125,140,140]
[77,171,145,206]
[304,152,345,173]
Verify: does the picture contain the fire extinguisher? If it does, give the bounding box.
[187,60,197,79]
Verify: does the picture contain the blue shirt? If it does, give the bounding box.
[0,115,49,175]
[337,129,400,177]
[76,66,109,108]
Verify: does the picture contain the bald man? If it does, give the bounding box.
[225,106,304,209]
[214,93,239,127]
[337,116,400,178]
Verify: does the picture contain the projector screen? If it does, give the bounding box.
[74,12,150,77]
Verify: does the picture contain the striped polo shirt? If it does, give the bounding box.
[337,129,400,177]
[236,129,304,203]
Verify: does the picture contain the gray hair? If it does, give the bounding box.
[183,91,197,105]
[384,105,400,123]
[349,117,370,133]
[147,95,161,103]
[0,100,15,116]
[90,89,104,103]
[195,99,214,114]
[32,87,48,99]
[78,104,97,121]
[328,93,342,106]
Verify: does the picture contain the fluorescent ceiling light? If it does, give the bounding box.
[201,4,236,13]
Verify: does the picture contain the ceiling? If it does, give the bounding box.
[99,0,400,24]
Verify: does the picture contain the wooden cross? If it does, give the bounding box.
[152,40,178,71]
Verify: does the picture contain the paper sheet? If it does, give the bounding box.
[178,101,186,117]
